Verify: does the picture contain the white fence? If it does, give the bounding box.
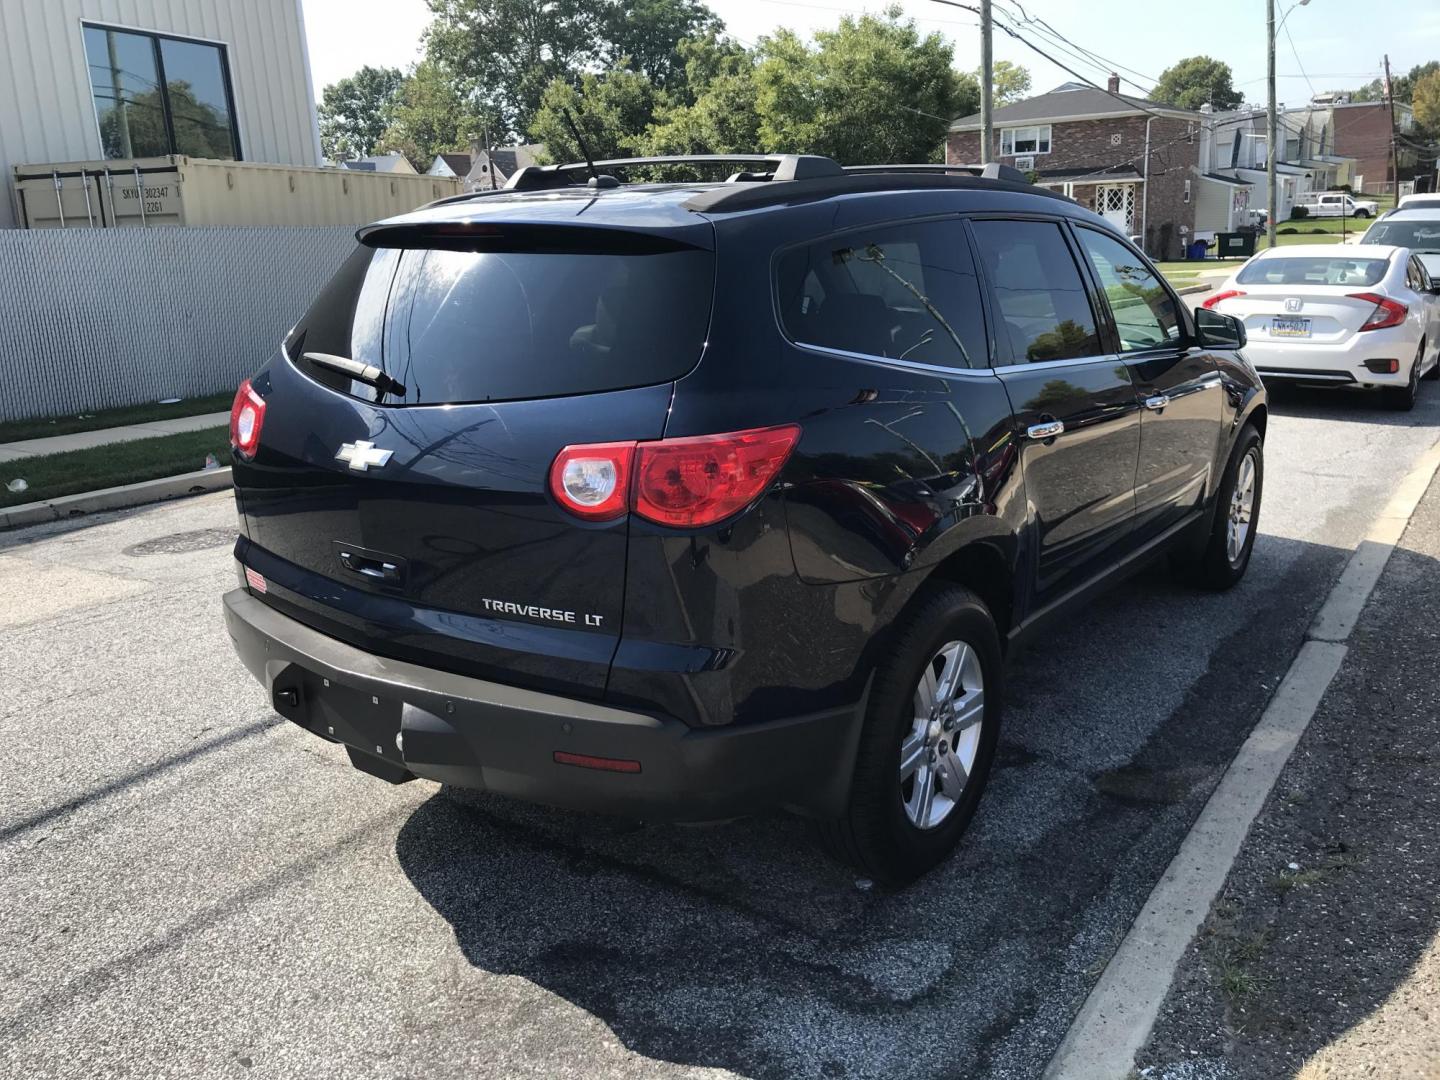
[0,226,357,422]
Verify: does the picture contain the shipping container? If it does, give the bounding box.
[13,156,462,229]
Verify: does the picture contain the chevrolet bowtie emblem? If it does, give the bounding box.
[335,440,393,472]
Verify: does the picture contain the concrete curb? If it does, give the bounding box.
[1045,434,1440,1079]
[1174,282,1216,296]
[0,467,232,530]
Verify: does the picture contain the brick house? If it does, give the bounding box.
[1283,98,1417,195]
[948,77,1216,259]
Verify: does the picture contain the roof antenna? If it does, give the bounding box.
[562,108,618,190]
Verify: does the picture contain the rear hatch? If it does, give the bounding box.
[233,202,715,697]
[1227,252,1397,346]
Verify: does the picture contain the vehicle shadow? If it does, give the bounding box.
[1263,378,1440,425]
[392,532,1435,1079]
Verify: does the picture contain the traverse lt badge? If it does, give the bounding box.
[335,440,393,472]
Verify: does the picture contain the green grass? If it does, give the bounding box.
[0,392,234,445]
[1,426,229,508]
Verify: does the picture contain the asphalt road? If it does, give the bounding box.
[2,381,1438,1080]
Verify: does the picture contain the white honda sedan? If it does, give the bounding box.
[1203,244,1440,410]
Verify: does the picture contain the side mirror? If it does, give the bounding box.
[1195,306,1246,349]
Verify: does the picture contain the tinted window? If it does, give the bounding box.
[159,38,238,159]
[970,219,1100,363]
[288,240,715,404]
[776,220,989,369]
[83,26,239,161]
[1360,219,1440,252]
[1075,229,1181,351]
[84,27,170,158]
[1236,256,1390,286]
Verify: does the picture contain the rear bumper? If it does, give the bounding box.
[1243,329,1418,386]
[223,588,864,821]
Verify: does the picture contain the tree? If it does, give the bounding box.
[318,66,405,160]
[1393,62,1440,105]
[1413,69,1440,133]
[1150,56,1242,111]
[529,67,661,163]
[753,9,978,165]
[985,60,1031,105]
[376,60,492,169]
[605,0,722,91]
[646,39,761,156]
[423,0,609,139]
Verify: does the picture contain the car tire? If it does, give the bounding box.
[1422,340,1439,381]
[1354,209,1370,219]
[817,583,1002,886]
[1179,424,1264,591]
[1382,347,1422,411]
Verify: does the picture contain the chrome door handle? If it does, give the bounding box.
[1143,394,1171,411]
[1026,419,1065,440]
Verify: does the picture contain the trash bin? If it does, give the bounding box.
[1217,231,1256,258]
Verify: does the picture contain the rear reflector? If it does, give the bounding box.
[549,424,801,529]
[1201,289,1245,309]
[229,379,266,459]
[1364,358,1401,374]
[244,566,268,594]
[1349,292,1407,331]
[553,750,642,773]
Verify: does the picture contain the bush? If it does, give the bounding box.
[1279,227,1299,234]
[1290,204,1309,219]
[1310,227,1328,233]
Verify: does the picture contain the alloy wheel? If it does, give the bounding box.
[900,640,985,829]
[1226,448,1259,564]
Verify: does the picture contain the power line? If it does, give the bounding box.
[928,0,1172,121]
[1280,20,1315,101]
[990,0,1156,92]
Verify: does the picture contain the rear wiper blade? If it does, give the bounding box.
[302,352,406,398]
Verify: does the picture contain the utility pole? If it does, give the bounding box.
[1384,54,1401,201]
[979,0,993,164]
[1266,0,1278,249]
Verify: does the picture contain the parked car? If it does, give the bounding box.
[1359,209,1440,278]
[223,154,1266,884]
[1203,243,1440,409]
[1297,192,1379,219]
[1397,193,1440,211]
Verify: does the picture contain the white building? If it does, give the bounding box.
[0,0,322,228]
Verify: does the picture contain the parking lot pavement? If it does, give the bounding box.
[1,385,1437,1080]
[1136,469,1440,1080]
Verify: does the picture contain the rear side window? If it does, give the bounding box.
[1074,228,1182,352]
[776,219,989,369]
[1235,256,1390,287]
[287,237,715,404]
[970,219,1100,364]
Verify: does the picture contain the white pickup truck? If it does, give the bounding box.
[1297,192,1379,218]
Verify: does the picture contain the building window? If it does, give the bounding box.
[1000,125,1051,156]
[83,24,241,161]
[1184,179,1192,204]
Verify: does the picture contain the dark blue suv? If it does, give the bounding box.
[223,154,1265,883]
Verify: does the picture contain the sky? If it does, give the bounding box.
[300,0,1440,111]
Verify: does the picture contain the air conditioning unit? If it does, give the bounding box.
[1014,155,1035,172]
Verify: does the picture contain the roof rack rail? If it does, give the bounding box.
[842,162,1032,185]
[504,153,844,191]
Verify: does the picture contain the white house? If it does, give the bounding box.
[427,153,472,180]
[0,0,322,229]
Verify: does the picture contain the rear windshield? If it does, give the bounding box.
[1360,219,1440,252]
[287,237,714,404]
[1235,256,1391,287]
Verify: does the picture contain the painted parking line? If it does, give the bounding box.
[1045,435,1440,1080]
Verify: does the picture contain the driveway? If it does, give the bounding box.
[2,384,1438,1080]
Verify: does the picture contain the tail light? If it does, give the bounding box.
[1201,289,1245,309]
[229,379,266,459]
[1348,292,1407,331]
[549,441,634,521]
[549,424,801,528]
